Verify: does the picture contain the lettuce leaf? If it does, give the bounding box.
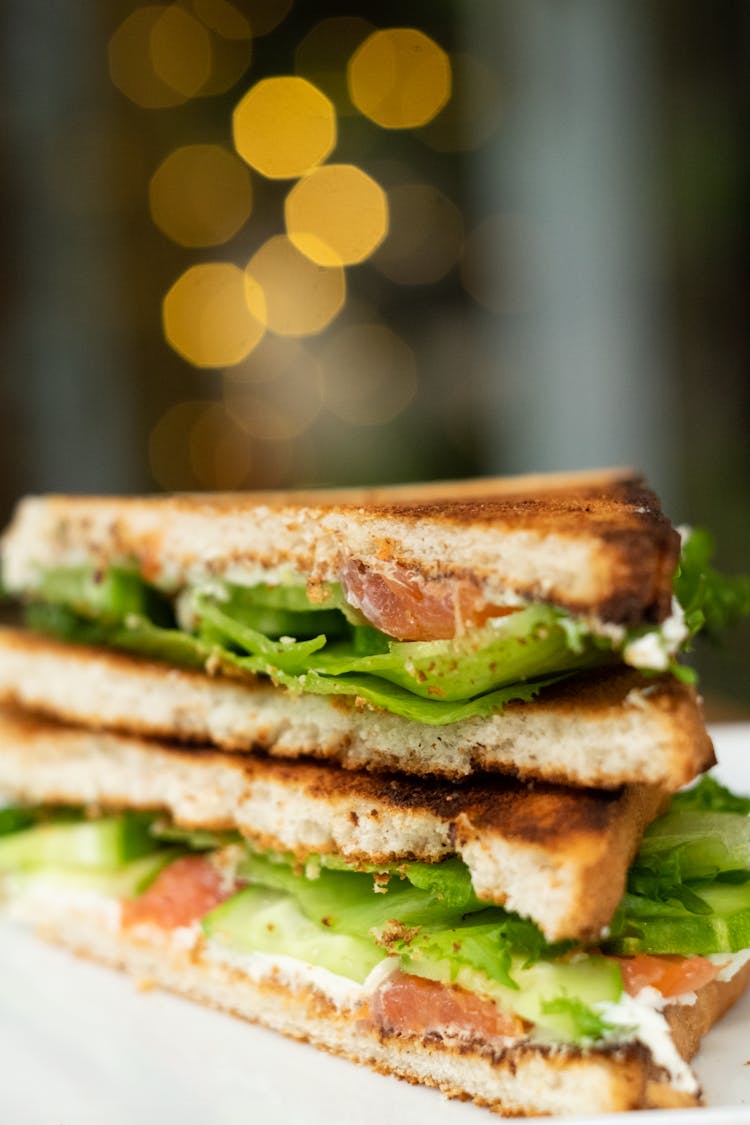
[674,528,750,640]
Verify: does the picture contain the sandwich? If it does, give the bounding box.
[0,709,749,1115]
[0,469,722,788]
[0,468,748,1116]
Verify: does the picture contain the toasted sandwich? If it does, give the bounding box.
[0,469,714,788]
[1,469,746,1117]
[0,707,749,1116]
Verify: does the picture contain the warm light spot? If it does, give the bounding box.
[285,165,388,267]
[373,183,463,285]
[245,235,345,337]
[319,324,417,425]
[295,17,374,113]
[149,145,252,247]
[419,52,502,152]
[233,77,336,179]
[348,28,451,129]
[192,0,251,39]
[244,0,293,37]
[150,5,212,98]
[460,214,536,315]
[224,337,321,439]
[163,263,265,367]
[109,7,187,108]
[190,403,253,488]
[149,400,252,490]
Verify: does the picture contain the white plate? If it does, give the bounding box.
[1,725,749,1124]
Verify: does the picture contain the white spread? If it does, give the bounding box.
[597,988,698,1094]
[623,597,689,671]
[204,942,398,1011]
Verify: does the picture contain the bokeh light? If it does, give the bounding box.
[190,402,254,488]
[373,183,463,285]
[192,0,251,39]
[295,17,374,113]
[418,52,502,153]
[233,77,336,180]
[163,262,265,367]
[285,164,388,267]
[191,0,252,96]
[460,214,536,315]
[348,28,451,130]
[150,5,212,98]
[149,144,252,247]
[243,0,293,37]
[245,235,345,337]
[224,337,321,440]
[149,400,252,490]
[109,7,188,108]
[318,324,417,425]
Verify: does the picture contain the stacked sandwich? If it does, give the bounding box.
[0,469,748,1117]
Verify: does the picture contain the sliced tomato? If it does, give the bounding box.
[121,855,232,930]
[340,560,517,642]
[614,954,720,999]
[370,971,526,1040]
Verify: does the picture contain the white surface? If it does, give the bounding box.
[1,724,749,1124]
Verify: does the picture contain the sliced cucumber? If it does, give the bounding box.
[202,886,384,983]
[7,851,175,899]
[608,881,750,955]
[0,812,158,871]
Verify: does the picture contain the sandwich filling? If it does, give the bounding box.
[2,776,749,1093]
[10,529,746,726]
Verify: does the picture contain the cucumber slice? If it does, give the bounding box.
[202,886,384,983]
[7,851,175,899]
[607,881,750,955]
[0,812,158,871]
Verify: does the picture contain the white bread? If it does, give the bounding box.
[0,628,714,790]
[1,469,679,625]
[0,706,667,942]
[8,888,748,1115]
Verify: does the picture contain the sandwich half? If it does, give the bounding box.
[1,710,749,1117]
[0,470,714,787]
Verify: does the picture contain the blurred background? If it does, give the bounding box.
[0,0,748,706]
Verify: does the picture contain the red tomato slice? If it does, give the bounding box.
[340,560,517,641]
[614,954,719,999]
[121,855,231,930]
[370,971,526,1040]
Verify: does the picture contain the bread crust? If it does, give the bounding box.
[1,470,680,625]
[0,705,667,941]
[0,628,715,790]
[11,900,745,1115]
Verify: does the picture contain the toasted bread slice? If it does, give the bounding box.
[8,888,749,1115]
[0,706,667,941]
[1,469,679,624]
[0,628,714,790]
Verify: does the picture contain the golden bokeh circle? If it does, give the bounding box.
[163,262,265,367]
[150,5,212,98]
[149,144,252,247]
[373,183,463,285]
[109,7,187,108]
[233,77,336,180]
[192,0,251,39]
[285,164,388,267]
[348,28,451,129]
[243,0,293,37]
[245,235,345,337]
[319,323,417,425]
